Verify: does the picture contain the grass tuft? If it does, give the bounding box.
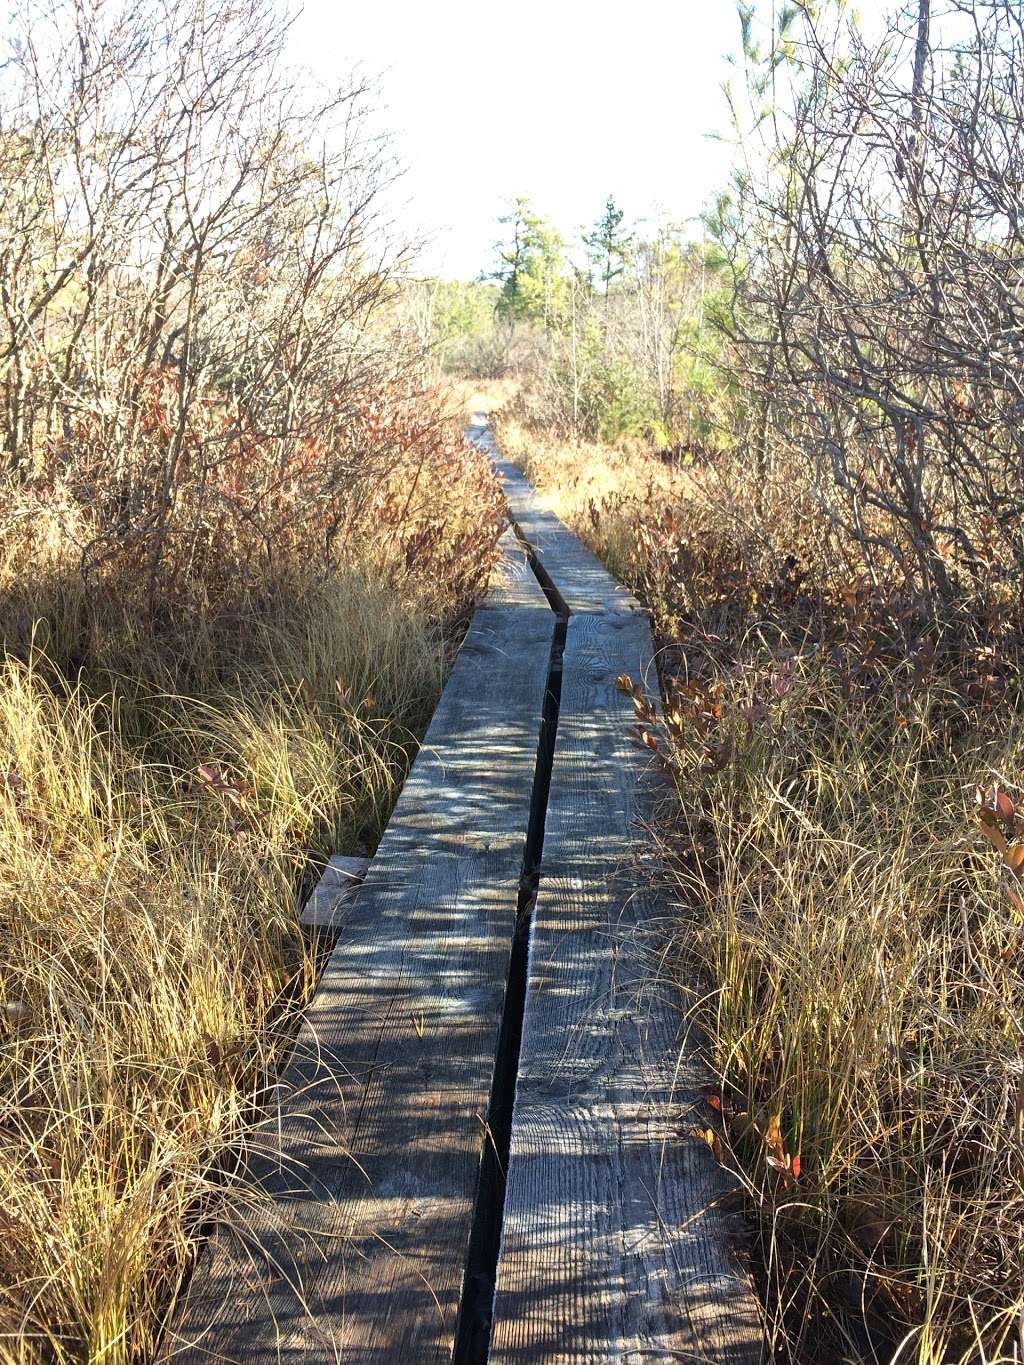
[0,414,502,1363]
[497,410,1024,1364]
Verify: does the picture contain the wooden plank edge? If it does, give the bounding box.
[158,591,558,1364]
[468,422,642,616]
[489,612,765,1362]
[298,854,369,932]
[486,526,549,610]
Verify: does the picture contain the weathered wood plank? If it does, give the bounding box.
[162,603,556,1363]
[298,855,369,933]
[493,461,639,618]
[467,419,638,617]
[489,612,764,1363]
[487,527,549,610]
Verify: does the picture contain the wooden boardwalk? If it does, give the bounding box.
[160,422,763,1363]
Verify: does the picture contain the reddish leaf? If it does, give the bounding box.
[702,739,734,773]
[203,1033,222,1070]
[994,790,1017,827]
[979,809,1009,854]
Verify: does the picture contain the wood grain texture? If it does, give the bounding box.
[489,612,764,1363]
[487,527,550,610]
[298,855,369,932]
[161,603,556,1364]
[467,419,638,618]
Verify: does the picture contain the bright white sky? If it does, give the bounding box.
[289,0,748,279]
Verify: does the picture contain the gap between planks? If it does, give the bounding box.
[469,416,765,1362]
[487,612,764,1364]
[159,536,557,1363]
[161,427,765,1364]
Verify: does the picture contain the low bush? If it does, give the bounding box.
[496,413,1024,1364]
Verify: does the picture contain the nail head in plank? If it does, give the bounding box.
[162,603,557,1364]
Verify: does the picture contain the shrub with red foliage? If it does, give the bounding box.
[7,372,503,672]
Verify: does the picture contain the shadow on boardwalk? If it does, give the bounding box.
[160,433,765,1364]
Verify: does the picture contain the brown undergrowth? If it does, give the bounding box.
[0,394,502,1363]
[495,411,1024,1365]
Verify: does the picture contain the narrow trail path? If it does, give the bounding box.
[160,423,764,1364]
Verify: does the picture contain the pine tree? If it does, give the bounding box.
[583,196,631,294]
[490,197,567,325]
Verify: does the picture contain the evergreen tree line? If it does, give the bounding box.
[405,195,728,452]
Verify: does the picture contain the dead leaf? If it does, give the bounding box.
[979,809,1009,854]
[693,1125,725,1165]
[994,790,1016,827]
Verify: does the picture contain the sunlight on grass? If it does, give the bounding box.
[0,426,501,1363]
[513,417,1024,1364]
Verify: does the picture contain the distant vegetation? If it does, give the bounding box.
[407,195,730,451]
[445,2,1024,1360]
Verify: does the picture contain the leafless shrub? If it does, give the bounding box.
[0,0,429,611]
[721,0,1024,609]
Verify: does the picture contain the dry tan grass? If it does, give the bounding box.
[493,415,691,581]
[505,416,1024,1363]
[0,427,501,1363]
[667,659,1024,1363]
[442,375,522,430]
[0,592,431,1363]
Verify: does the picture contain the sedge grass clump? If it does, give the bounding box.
[511,409,1024,1362]
[0,407,502,1363]
[0,654,320,1363]
[654,650,1024,1363]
